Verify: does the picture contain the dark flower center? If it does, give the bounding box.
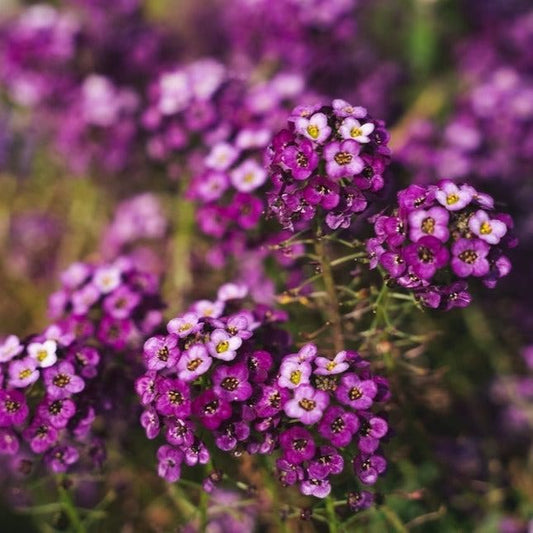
[319,454,333,465]
[414,196,426,207]
[315,184,330,195]
[221,377,240,391]
[459,250,478,264]
[296,152,309,168]
[168,390,184,405]
[268,391,281,408]
[331,416,346,433]
[298,398,316,411]
[49,400,63,416]
[349,387,363,401]
[334,151,352,166]
[421,217,435,234]
[187,358,202,371]
[53,373,71,388]
[362,166,374,179]
[204,400,219,415]
[157,346,169,361]
[36,425,49,438]
[360,421,370,437]
[293,438,308,451]
[5,400,20,413]
[418,246,434,263]
[314,375,338,392]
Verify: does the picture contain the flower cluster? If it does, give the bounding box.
[368,180,517,309]
[274,344,390,502]
[266,100,391,232]
[137,285,390,504]
[0,258,163,474]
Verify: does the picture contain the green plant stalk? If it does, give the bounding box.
[325,496,340,533]
[57,480,86,533]
[314,234,345,354]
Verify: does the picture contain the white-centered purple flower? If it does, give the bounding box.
[435,180,473,211]
[324,139,364,180]
[0,335,24,363]
[468,210,507,244]
[230,159,267,193]
[167,312,201,338]
[339,117,375,143]
[27,339,57,368]
[451,238,490,277]
[408,206,450,242]
[284,385,330,425]
[43,361,84,399]
[177,344,212,382]
[8,357,39,388]
[294,112,331,144]
[207,329,242,361]
[314,351,350,375]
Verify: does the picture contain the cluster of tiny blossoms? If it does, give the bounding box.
[267,99,391,232]
[0,259,163,473]
[368,180,516,310]
[137,284,390,506]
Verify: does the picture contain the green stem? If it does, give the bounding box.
[325,496,340,533]
[57,480,86,533]
[314,234,344,354]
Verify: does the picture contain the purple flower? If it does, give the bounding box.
[278,359,312,389]
[0,335,23,363]
[379,252,406,278]
[336,374,377,410]
[408,207,450,242]
[72,346,100,379]
[403,236,449,280]
[308,446,344,479]
[97,316,134,350]
[294,112,331,144]
[43,361,85,399]
[167,312,201,338]
[38,397,76,429]
[183,439,210,467]
[23,419,58,453]
[140,408,160,439]
[255,384,290,418]
[354,453,387,485]
[0,390,29,426]
[207,329,242,361]
[230,159,267,193]
[143,335,180,371]
[451,238,490,277]
[347,491,375,512]
[155,378,191,418]
[302,176,340,209]
[192,390,232,430]
[177,344,212,382]
[166,419,194,448]
[213,363,252,402]
[435,180,473,211]
[284,385,330,425]
[441,282,472,310]
[8,357,39,388]
[279,426,316,464]
[135,371,158,405]
[318,406,360,447]
[339,117,375,143]
[281,139,319,180]
[45,445,79,473]
[93,265,122,294]
[276,458,305,486]
[214,421,250,451]
[103,285,141,319]
[324,140,364,180]
[0,429,19,455]
[157,445,183,482]
[314,351,350,375]
[468,210,507,244]
[300,478,331,498]
[358,415,389,454]
[246,350,273,383]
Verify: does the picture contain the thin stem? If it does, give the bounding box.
[325,496,340,533]
[57,479,86,533]
[314,234,344,354]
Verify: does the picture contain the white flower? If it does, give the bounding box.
[339,117,375,143]
[93,266,121,294]
[28,340,57,368]
[0,335,24,363]
[230,159,267,192]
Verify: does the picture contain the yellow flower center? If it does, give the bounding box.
[307,124,319,139]
[446,193,459,205]
[179,323,192,332]
[350,127,363,138]
[37,350,48,362]
[216,340,230,354]
[290,370,302,385]
[480,221,492,235]
[326,361,337,371]
[19,368,32,380]
[243,173,255,183]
